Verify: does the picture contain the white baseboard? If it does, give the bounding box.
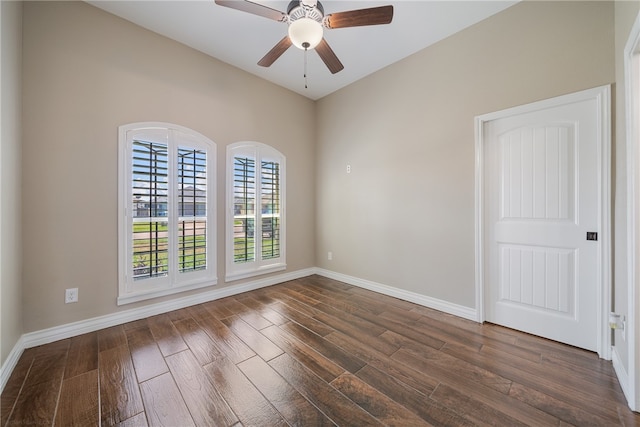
[1,266,477,394]
[0,335,25,393]
[314,268,478,321]
[0,267,314,393]
[612,346,637,412]
[22,268,316,349]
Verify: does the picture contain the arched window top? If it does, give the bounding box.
[227,141,285,160]
[120,122,215,147]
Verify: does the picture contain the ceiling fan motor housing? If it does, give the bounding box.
[287,0,324,21]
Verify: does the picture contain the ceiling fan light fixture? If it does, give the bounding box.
[215,0,393,75]
[288,17,323,50]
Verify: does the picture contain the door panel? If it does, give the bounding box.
[499,244,575,314]
[500,125,575,221]
[485,97,599,351]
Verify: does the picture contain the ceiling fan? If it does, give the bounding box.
[215,0,394,74]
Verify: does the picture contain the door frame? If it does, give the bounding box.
[474,85,612,360]
[624,10,640,412]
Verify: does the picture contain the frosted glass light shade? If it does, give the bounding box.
[288,18,323,50]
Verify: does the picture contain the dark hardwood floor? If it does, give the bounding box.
[2,275,639,426]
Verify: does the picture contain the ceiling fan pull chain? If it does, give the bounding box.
[303,42,310,89]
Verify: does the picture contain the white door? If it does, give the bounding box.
[482,87,610,352]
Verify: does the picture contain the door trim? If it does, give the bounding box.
[624,10,640,412]
[474,85,612,359]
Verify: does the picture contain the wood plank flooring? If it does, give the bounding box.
[2,275,638,426]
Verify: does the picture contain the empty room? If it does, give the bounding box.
[2,0,640,425]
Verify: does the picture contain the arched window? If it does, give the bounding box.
[226,142,286,281]
[118,123,216,304]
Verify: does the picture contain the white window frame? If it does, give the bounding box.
[118,122,216,305]
[226,141,286,281]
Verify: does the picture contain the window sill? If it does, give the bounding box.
[117,278,218,306]
[225,263,286,283]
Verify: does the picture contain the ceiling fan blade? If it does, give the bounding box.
[324,5,393,29]
[315,39,344,74]
[215,0,287,22]
[258,36,292,67]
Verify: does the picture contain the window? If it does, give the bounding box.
[226,142,285,281]
[118,123,216,304]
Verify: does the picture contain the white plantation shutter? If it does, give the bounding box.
[233,156,256,263]
[227,142,286,281]
[260,159,281,260]
[177,147,208,274]
[119,123,216,305]
[131,139,169,280]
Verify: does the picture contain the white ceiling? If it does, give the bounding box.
[86,0,517,100]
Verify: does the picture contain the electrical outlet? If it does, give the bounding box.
[346,164,351,174]
[328,251,333,260]
[65,288,78,304]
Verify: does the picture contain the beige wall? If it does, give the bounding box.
[5,0,639,409]
[316,1,615,308]
[1,1,23,366]
[21,1,316,332]
[614,0,640,384]
[9,0,632,378]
